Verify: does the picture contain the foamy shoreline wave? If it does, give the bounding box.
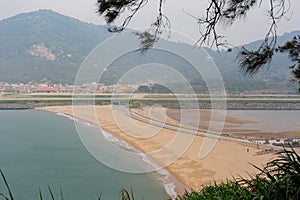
[51,110,178,199]
[101,129,178,199]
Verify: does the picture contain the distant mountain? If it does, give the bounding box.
[206,31,300,93]
[0,9,299,93]
[0,9,111,83]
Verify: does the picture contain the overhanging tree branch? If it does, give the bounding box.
[235,0,290,76]
[96,0,299,89]
[276,35,300,83]
[96,0,149,32]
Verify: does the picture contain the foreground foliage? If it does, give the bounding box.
[1,147,299,199]
[179,147,300,200]
[177,181,249,200]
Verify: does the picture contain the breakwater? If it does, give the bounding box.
[1,101,300,110]
[151,102,300,110]
[0,103,71,110]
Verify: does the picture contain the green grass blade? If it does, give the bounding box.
[47,186,55,200]
[97,191,103,200]
[39,188,43,200]
[0,193,10,200]
[0,170,14,200]
[60,187,64,200]
[130,187,135,200]
[121,188,130,200]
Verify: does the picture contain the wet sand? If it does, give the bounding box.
[165,108,300,139]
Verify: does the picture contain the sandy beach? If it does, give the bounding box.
[37,105,275,194]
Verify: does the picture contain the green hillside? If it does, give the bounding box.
[0,9,299,93]
[206,31,300,93]
[0,9,111,83]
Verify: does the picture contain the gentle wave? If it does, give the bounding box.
[54,111,178,199]
[101,130,178,199]
[56,112,96,128]
[140,152,177,199]
[56,112,76,121]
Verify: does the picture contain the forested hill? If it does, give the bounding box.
[0,9,111,83]
[206,30,300,92]
[0,9,299,93]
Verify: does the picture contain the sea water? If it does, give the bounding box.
[0,110,170,200]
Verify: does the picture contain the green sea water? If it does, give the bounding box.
[0,110,169,200]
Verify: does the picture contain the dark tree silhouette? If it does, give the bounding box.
[277,36,300,82]
[96,0,300,89]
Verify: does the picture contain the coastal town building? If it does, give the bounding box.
[0,82,138,94]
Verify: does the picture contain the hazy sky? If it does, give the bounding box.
[1,0,299,46]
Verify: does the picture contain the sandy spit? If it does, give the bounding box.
[37,105,274,194]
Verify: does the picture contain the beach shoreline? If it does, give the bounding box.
[36,105,276,196]
[36,108,186,198]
